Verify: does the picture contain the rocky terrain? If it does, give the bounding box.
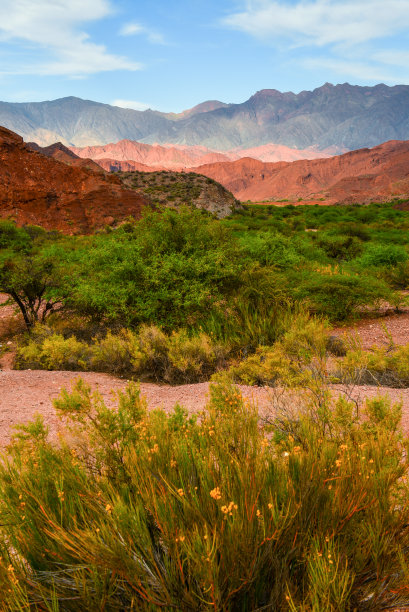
[0,127,240,228]
[71,140,334,170]
[0,127,150,233]
[27,141,104,173]
[193,140,409,203]
[2,83,409,150]
[118,170,241,218]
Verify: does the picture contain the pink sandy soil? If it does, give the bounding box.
[2,369,409,446]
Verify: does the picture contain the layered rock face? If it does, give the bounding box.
[0,127,150,233]
[192,140,409,203]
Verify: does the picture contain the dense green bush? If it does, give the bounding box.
[293,272,393,321]
[316,233,363,261]
[358,243,408,267]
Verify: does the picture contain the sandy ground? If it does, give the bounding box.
[1,369,409,446]
[333,311,409,350]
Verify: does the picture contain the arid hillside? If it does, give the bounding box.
[0,127,150,233]
[118,170,241,218]
[193,140,409,203]
[71,140,334,169]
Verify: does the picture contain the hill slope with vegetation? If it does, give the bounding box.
[118,170,241,218]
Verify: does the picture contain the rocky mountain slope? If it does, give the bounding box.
[71,140,333,170]
[192,140,409,203]
[27,141,104,173]
[0,127,150,233]
[118,170,241,218]
[2,83,409,150]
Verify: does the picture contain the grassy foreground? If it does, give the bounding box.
[0,381,408,610]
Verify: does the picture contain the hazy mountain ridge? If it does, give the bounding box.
[2,83,409,150]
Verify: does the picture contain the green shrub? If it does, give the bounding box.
[91,329,140,374]
[215,312,328,387]
[316,233,363,261]
[358,243,408,267]
[0,381,408,609]
[16,328,91,370]
[16,324,229,383]
[294,272,392,321]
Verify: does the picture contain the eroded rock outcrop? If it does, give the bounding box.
[0,127,150,233]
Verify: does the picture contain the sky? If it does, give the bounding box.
[0,0,409,112]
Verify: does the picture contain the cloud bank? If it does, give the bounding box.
[223,0,409,82]
[0,0,141,77]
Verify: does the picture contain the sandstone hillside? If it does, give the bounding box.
[193,140,409,204]
[0,127,150,233]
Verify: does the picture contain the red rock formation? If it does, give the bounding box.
[27,141,105,173]
[0,127,150,233]
[71,141,232,169]
[192,141,409,203]
[71,140,338,170]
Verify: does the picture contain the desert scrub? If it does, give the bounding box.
[213,312,329,387]
[336,342,409,387]
[0,382,408,610]
[16,326,92,370]
[16,324,228,383]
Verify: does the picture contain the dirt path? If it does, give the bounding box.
[2,369,409,446]
[333,309,409,349]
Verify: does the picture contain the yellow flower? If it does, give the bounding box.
[177,488,184,497]
[105,504,112,514]
[170,459,177,468]
[210,487,221,500]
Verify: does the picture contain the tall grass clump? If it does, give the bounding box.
[0,381,408,609]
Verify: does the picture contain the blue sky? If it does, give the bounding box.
[0,0,409,112]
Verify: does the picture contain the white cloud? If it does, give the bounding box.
[120,23,145,36]
[0,0,141,77]
[223,0,409,46]
[119,21,165,44]
[112,99,151,111]
[302,58,400,83]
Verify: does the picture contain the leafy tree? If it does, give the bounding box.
[0,251,67,331]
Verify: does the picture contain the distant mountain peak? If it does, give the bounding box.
[1,83,409,151]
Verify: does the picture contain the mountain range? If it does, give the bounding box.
[71,141,334,170]
[2,83,409,151]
